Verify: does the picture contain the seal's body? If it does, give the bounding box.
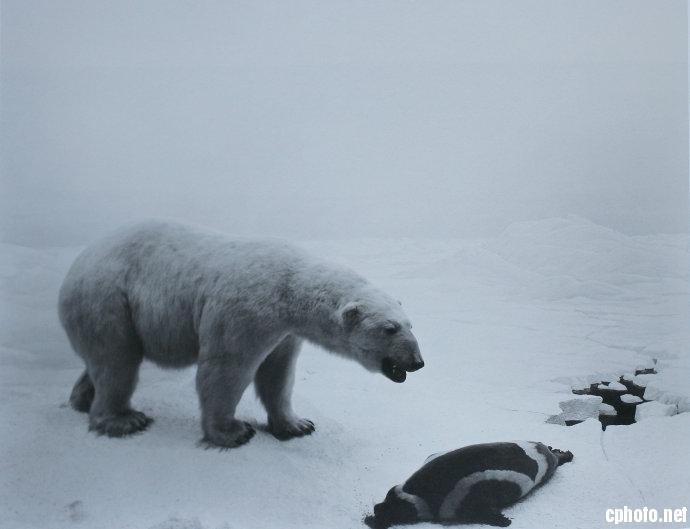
[366,442,573,528]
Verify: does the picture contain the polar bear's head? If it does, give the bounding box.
[334,289,424,383]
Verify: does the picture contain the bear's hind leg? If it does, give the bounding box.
[255,335,315,440]
[88,355,152,437]
[70,370,95,412]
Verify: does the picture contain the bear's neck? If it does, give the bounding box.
[286,261,367,350]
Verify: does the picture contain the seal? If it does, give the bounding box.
[365,441,573,527]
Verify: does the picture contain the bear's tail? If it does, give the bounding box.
[70,370,95,413]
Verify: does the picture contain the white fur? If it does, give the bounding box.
[59,220,422,447]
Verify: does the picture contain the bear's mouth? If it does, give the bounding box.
[381,357,408,383]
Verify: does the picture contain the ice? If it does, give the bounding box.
[597,382,626,392]
[635,401,678,422]
[547,395,603,425]
[1,216,688,529]
[644,356,690,413]
[608,381,627,391]
[599,403,617,416]
[620,394,643,404]
[633,374,656,388]
[635,359,657,372]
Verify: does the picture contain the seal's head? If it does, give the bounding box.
[364,486,418,529]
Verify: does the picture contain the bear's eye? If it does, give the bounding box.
[384,323,400,335]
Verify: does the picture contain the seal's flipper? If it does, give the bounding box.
[454,502,512,527]
[550,447,574,466]
[479,511,512,527]
[455,510,511,527]
[363,514,386,529]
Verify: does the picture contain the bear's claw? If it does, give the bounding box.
[201,420,256,449]
[89,409,153,437]
[270,417,315,440]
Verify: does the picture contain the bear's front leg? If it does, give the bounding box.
[196,355,256,448]
[255,334,315,440]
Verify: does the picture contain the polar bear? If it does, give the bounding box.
[58,221,424,448]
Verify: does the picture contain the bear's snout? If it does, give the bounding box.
[381,342,424,382]
[405,358,425,372]
[400,339,424,372]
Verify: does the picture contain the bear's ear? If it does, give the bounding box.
[339,302,362,330]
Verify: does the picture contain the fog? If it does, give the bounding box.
[1,0,687,246]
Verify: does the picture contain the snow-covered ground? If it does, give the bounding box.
[1,216,688,529]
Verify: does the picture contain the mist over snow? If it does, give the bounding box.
[1,2,689,529]
[1,0,688,246]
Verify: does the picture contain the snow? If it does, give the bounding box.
[635,402,678,422]
[546,396,603,425]
[1,216,689,529]
[643,356,690,413]
[620,394,643,405]
[598,404,617,417]
[633,374,655,388]
[597,382,626,392]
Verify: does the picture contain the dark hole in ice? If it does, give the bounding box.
[568,366,657,430]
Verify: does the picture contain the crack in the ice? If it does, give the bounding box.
[493,405,549,417]
[599,429,647,504]
[584,334,646,355]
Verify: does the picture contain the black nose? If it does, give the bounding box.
[406,359,424,372]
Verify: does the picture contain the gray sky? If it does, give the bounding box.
[1,0,688,245]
